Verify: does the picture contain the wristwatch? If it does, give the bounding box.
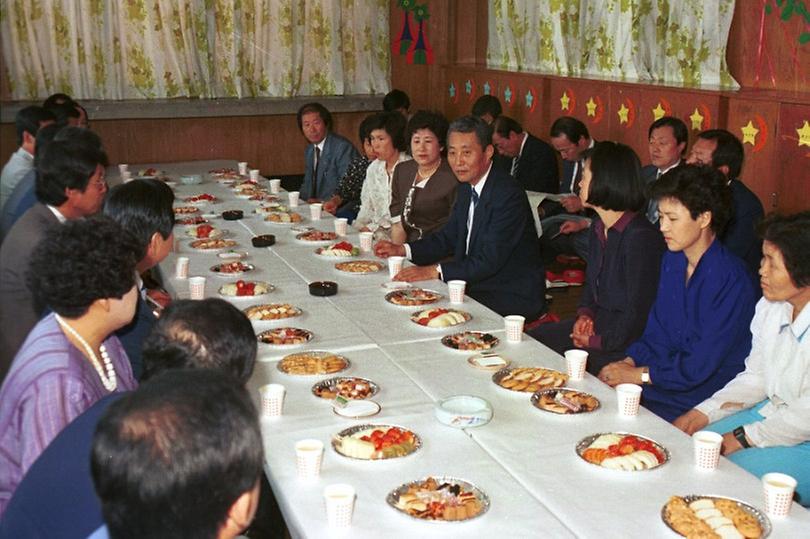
[733,426,751,448]
[640,367,651,384]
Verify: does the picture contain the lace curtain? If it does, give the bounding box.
[0,0,390,99]
[488,0,739,89]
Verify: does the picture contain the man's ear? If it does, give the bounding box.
[221,483,260,538]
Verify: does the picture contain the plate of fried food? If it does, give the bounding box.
[264,211,303,224]
[441,331,499,351]
[188,238,238,251]
[531,388,599,414]
[312,377,378,400]
[492,367,567,393]
[295,230,338,244]
[258,327,313,347]
[334,260,385,274]
[138,167,164,178]
[184,193,217,205]
[209,167,240,181]
[577,432,669,471]
[385,288,443,306]
[333,425,420,460]
[218,280,273,298]
[243,303,301,321]
[276,350,347,374]
[176,215,208,226]
[387,476,490,522]
[173,206,199,215]
[663,495,769,539]
[410,308,471,328]
[210,261,254,277]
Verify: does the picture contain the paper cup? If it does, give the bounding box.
[309,203,323,220]
[118,164,129,175]
[334,218,348,237]
[359,232,373,252]
[288,191,300,207]
[175,256,189,279]
[388,256,405,279]
[564,349,588,381]
[259,383,285,417]
[269,178,281,194]
[249,169,260,181]
[763,473,797,517]
[448,280,466,304]
[188,276,206,300]
[238,161,248,175]
[121,171,133,182]
[616,383,642,417]
[323,484,356,528]
[295,439,324,479]
[504,315,525,343]
[692,430,722,470]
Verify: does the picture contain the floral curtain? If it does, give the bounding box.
[0,0,390,99]
[488,0,739,89]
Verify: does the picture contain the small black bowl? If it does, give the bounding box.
[252,234,276,248]
[222,209,243,221]
[309,281,338,297]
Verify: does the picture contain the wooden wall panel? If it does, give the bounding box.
[775,103,810,214]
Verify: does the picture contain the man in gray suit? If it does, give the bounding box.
[297,103,359,203]
[0,133,108,380]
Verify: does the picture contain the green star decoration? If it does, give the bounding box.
[504,86,512,103]
[483,81,491,95]
[525,91,534,108]
[449,82,456,98]
[465,80,472,94]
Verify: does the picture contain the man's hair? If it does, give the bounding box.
[368,111,408,151]
[35,133,108,206]
[141,299,257,384]
[47,102,81,127]
[448,115,493,149]
[296,102,333,132]
[15,106,55,147]
[492,116,523,138]
[549,116,590,144]
[697,129,745,180]
[358,113,376,144]
[471,95,502,120]
[32,124,61,161]
[382,89,410,113]
[91,369,263,539]
[405,110,449,150]
[760,211,810,288]
[650,164,732,235]
[42,93,73,109]
[28,216,139,318]
[104,179,175,260]
[581,141,645,212]
[648,116,688,147]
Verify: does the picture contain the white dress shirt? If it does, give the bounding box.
[0,147,34,210]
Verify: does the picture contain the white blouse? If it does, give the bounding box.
[354,152,411,232]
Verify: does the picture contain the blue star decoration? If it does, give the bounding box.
[525,90,534,108]
[483,81,491,95]
[465,80,472,95]
[449,82,456,98]
[504,86,512,104]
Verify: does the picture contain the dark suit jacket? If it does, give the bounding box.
[409,165,546,319]
[724,179,764,278]
[300,133,359,201]
[115,293,157,381]
[0,203,60,380]
[515,134,559,193]
[641,164,659,223]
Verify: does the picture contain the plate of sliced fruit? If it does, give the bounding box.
[576,432,669,471]
[332,425,420,460]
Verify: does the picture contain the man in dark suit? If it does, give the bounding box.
[642,116,687,224]
[374,116,546,320]
[687,129,764,277]
[491,115,558,193]
[297,102,359,202]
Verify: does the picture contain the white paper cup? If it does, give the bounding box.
[448,280,466,304]
[238,162,248,176]
[118,164,129,175]
[288,191,300,207]
[564,349,588,381]
[249,169,260,181]
[269,178,281,194]
[309,203,323,220]
[259,383,285,417]
[388,255,405,279]
[763,472,797,517]
[692,430,723,470]
[175,256,189,279]
[359,232,373,252]
[188,276,206,300]
[504,315,525,343]
[121,171,133,182]
[323,484,356,528]
[295,439,324,479]
[616,383,642,417]
[334,217,348,237]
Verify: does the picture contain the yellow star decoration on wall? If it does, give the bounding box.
[560,92,571,111]
[585,98,597,117]
[652,103,666,121]
[797,120,810,147]
[617,104,629,124]
[689,108,704,131]
[741,121,759,146]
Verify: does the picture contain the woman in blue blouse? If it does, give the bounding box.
[598,165,758,422]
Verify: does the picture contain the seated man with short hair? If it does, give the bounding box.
[0,106,55,210]
[491,115,558,193]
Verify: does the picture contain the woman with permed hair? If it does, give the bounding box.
[0,216,140,511]
[674,211,810,505]
[597,164,758,422]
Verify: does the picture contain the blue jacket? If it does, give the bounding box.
[116,293,157,380]
[723,179,764,279]
[300,133,359,201]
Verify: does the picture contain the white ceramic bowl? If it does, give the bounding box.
[434,395,493,428]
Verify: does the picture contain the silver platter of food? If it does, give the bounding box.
[661,494,770,538]
[386,476,490,522]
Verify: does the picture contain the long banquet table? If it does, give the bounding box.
[140,160,809,538]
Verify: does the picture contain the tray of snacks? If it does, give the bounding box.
[264,211,303,224]
[334,260,385,274]
[387,476,489,522]
[254,204,287,214]
[410,308,471,328]
[184,193,217,205]
[467,353,510,371]
[385,288,443,306]
[248,193,278,203]
[662,495,769,539]
[295,230,338,243]
[277,350,346,374]
[138,167,163,178]
[441,331,499,352]
[243,303,301,321]
[531,388,599,414]
[208,167,239,179]
[332,425,419,460]
[189,238,237,251]
[576,432,669,471]
[218,280,273,298]
[184,224,224,239]
[210,261,254,276]
[492,367,567,393]
[173,206,199,215]
[258,328,313,347]
[312,376,378,400]
[315,241,359,258]
[176,215,208,226]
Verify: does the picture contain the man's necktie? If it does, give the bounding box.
[466,188,479,255]
[312,146,321,199]
[471,188,479,207]
[573,160,583,194]
[510,156,519,177]
[646,169,662,223]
